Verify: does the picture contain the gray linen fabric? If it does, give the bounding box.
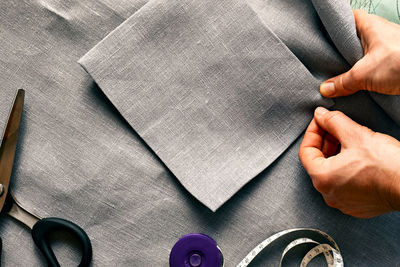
[79,0,333,211]
[0,0,399,266]
[369,93,400,125]
[311,0,363,66]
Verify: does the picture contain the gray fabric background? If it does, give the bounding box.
[0,0,399,266]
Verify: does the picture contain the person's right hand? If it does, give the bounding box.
[320,10,400,97]
[299,107,400,218]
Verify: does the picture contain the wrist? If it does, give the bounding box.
[384,148,400,212]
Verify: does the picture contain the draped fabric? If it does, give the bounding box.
[0,0,399,265]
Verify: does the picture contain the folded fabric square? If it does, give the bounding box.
[78,0,364,211]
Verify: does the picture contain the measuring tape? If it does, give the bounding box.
[237,228,343,267]
[170,228,343,266]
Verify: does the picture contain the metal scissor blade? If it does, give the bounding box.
[0,89,25,212]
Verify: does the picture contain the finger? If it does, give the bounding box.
[319,10,375,98]
[320,57,369,98]
[322,133,340,158]
[299,118,326,173]
[313,107,363,147]
[301,118,325,148]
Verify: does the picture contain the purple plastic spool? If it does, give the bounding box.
[169,233,223,267]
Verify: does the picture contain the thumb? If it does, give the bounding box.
[313,107,364,147]
[320,57,369,98]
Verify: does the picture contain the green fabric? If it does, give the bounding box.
[351,0,400,24]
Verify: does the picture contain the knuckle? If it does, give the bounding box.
[324,198,337,208]
[298,151,304,163]
[298,147,303,159]
[298,147,308,163]
[311,173,332,194]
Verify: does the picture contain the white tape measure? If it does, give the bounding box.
[237,228,343,267]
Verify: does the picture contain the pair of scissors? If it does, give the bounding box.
[0,89,92,266]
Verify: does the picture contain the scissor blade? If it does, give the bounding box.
[0,89,25,212]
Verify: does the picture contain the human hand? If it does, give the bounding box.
[320,10,400,97]
[298,107,400,218]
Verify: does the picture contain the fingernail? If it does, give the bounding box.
[320,82,335,97]
[315,107,328,117]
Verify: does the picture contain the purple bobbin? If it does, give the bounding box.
[169,233,223,267]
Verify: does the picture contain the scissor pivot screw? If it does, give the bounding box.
[0,183,4,197]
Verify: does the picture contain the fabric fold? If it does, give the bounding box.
[78,0,355,211]
[310,1,400,126]
[311,0,363,66]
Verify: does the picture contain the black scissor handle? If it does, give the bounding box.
[31,217,92,267]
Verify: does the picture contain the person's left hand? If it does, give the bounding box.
[298,107,400,218]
